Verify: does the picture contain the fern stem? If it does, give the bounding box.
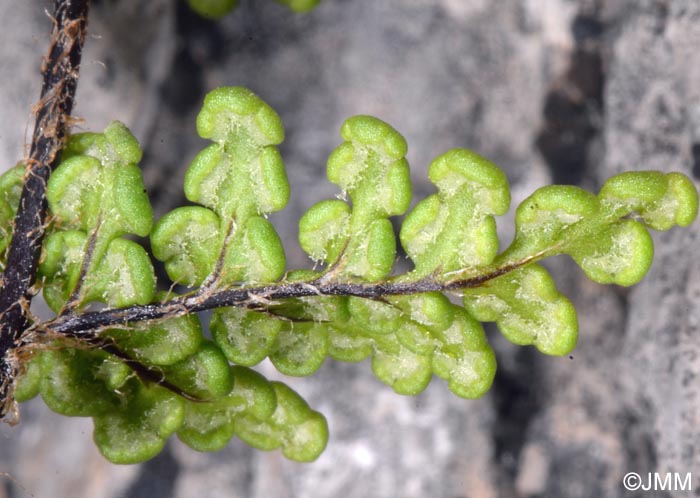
[0,0,90,418]
[46,260,526,336]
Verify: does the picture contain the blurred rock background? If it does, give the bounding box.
[1,0,700,497]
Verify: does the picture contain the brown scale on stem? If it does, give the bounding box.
[0,0,91,421]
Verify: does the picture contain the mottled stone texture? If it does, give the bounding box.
[1,1,699,497]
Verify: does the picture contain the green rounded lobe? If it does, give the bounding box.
[600,171,667,205]
[360,218,396,280]
[196,87,284,145]
[39,230,87,312]
[257,146,290,213]
[570,220,654,286]
[14,355,42,403]
[39,349,118,417]
[599,171,698,230]
[177,402,237,452]
[233,380,328,462]
[509,185,598,258]
[184,144,226,210]
[463,265,578,356]
[93,383,184,464]
[163,340,234,399]
[46,155,102,230]
[270,322,328,376]
[230,367,278,420]
[112,165,153,237]
[372,344,432,396]
[151,206,222,286]
[327,326,373,363]
[85,238,156,308]
[667,172,699,226]
[428,148,510,215]
[299,199,351,263]
[238,215,286,282]
[432,308,496,399]
[103,121,143,165]
[340,115,407,159]
[275,0,321,13]
[0,164,25,257]
[103,304,203,366]
[211,308,282,366]
[47,122,152,244]
[516,185,598,227]
[327,116,410,208]
[187,0,238,18]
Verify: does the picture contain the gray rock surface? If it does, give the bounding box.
[1,0,699,497]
